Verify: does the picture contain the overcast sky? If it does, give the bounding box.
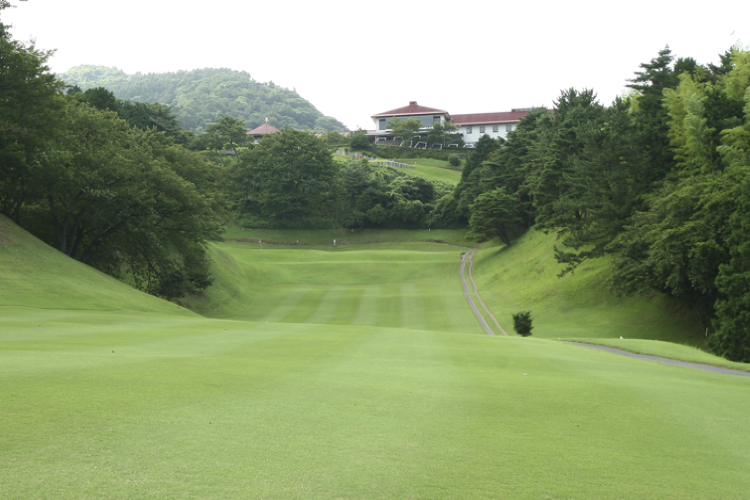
[4,0,748,130]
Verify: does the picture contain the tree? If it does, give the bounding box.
[387,117,423,145]
[204,114,247,156]
[119,100,187,142]
[0,21,65,224]
[454,134,500,220]
[425,120,461,147]
[524,88,603,234]
[512,311,533,336]
[627,46,683,183]
[547,98,648,275]
[0,13,221,300]
[58,66,348,133]
[466,188,524,246]
[23,101,222,299]
[320,130,345,145]
[711,181,750,362]
[232,129,340,228]
[608,46,750,344]
[80,86,119,113]
[349,130,370,150]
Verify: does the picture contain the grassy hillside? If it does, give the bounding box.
[196,244,480,335]
[4,221,750,499]
[472,229,706,345]
[186,228,477,318]
[58,66,347,133]
[393,159,463,184]
[0,215,190,315]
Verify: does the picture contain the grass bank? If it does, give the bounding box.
[4,220,750,499]
[471,229,706,345]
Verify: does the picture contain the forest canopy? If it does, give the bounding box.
[452,45,750,362]
[0,12,223,300]
[5,0,750,362]
[58,65,348,133]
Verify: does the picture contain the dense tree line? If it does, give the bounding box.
[0,10,222,299]
[59,65,347,133]
[456,46,750,361]
[6,0,750,360]
[227,129,453,230]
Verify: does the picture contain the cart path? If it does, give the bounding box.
[566,342,750,378]
[460,252,495,336]
[466,252,508,336]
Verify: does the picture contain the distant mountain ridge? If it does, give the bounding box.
[58,65,347,133]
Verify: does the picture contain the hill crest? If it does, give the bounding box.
[58,65,347,133]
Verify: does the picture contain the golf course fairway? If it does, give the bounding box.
[2,218,750,499]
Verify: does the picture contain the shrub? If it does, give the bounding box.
[349,133,370,150]
[512,311,533,337]
[448,153,461,167]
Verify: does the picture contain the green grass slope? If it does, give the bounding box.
[398,160,462,184]
[4,226,750,499]
[185,241,482,335]
[472,229,706,344]
[0,214,191,316]
[3,315,750,499]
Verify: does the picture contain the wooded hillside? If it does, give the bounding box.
[59,65,347,133]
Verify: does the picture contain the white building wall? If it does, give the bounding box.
[458,122,518,144]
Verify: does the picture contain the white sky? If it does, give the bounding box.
[4,0,749,130]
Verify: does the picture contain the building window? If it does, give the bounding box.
[479,126,485,133]
[492,125,499,133]
[379,119,386,130]
[466,126,473,134]
[433,115,442,125]
[506,124,514,132]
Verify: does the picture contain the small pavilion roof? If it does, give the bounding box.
[246,122,280,135]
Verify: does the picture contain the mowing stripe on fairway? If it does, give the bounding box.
[352,285,381,326]
[304,286,346,325]
[281,287,328,324]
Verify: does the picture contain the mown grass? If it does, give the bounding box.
[3,310,750,499]
[202,244,480,334]
[408,158,457,169]
[4,220,750,498]
[402,162,462,184]
[376,157,462,184]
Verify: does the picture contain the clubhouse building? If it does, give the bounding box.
[370,101,532,147]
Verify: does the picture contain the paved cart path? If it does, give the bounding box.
[460,252,495,336]
[567,342,750,378]
[466,252,508,336]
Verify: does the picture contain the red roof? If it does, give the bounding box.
[246,122,280,135]
[372,101,450,118]
[451,110,528,126]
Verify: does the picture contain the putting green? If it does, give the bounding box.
[2,219,750,499]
